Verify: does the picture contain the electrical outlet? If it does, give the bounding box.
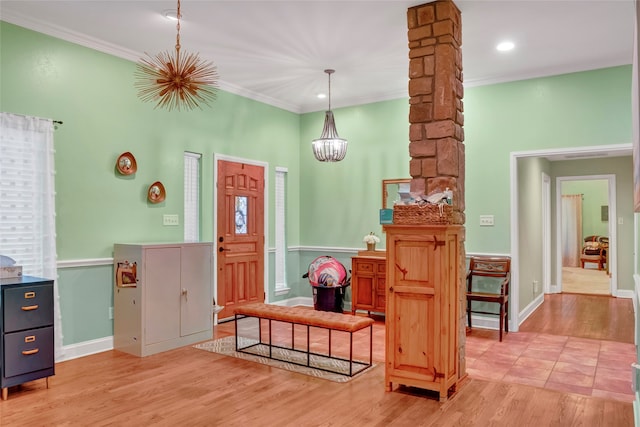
[533,280,539,293]
[618,217,624,225]
[163,214,179,226]
[108,307,114,320]
[479,215,494,226]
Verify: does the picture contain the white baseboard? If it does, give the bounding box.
[518,293,545,327]
[271,296,313,307]
[468,315,500,331]
[616,289,635,299]
[60,336,113,362]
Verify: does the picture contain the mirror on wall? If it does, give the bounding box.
[382,179,411,209]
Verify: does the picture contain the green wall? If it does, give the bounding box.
[561,179,610,239]
[517,157,550,309]
[1,20,636,348]
[0,22,302,259]
[299,98,411,249]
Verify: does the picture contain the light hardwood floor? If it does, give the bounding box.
[0,295,634,426]
[562,266,610,295]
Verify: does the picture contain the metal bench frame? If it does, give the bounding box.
[234,312,373,377]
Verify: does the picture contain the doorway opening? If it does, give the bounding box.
[509,143,631,332]
[557,176,614,295]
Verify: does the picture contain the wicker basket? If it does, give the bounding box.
[393,204,453,225]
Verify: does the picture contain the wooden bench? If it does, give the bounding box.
[234,303,375,377]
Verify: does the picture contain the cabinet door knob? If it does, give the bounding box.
[389,287,394,293]
[22,348,39,356]
[182,288,188,296]
[21,305,39,311]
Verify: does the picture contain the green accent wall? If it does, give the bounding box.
[561,179,610,239]
[299,98,411,249]
[58,265,114,344]
[0,21,302,259]
[463,66,631,255]
[1,21,636,347]
[517,157,550,309]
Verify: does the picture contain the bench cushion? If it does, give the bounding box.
[235,303,374,333]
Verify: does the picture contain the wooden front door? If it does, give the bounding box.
[216,160,265,320]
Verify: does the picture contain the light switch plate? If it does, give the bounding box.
[163,214,179,226]
[479,215,494,226]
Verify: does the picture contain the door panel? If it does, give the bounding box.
[217,160,265,319]
[180,244,212,336]
[386,232,438,383]
[391,293,435,378]
[145,247,181,345]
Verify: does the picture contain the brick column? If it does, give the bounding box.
[407,0,464,223]
[407,0,467,379]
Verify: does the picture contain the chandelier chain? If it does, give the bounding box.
[328,72,331,111]
[176,0,181,52]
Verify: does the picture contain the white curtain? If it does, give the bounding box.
[561,194,583,267]
[0,112,63,361]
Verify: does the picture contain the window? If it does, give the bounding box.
[184,152,201,242]
[0,113,62,359]
[275,167,288,294]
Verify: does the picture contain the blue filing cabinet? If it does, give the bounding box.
[0,275,55,400]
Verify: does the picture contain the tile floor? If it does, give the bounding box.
[465,331,636,403]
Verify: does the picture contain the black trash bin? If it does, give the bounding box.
[303,256,350,313]
[312,285,347,312]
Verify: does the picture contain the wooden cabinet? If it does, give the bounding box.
[0,276,55,400]
[351,255,386,315]
[383,225,462,402]
[113,242,213,357]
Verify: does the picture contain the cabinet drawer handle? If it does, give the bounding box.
[21,305,39,311]
[22,348,39,356]
[25,291,36,299]
[24,335,36,343]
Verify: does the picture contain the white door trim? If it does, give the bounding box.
[542,172,552,294]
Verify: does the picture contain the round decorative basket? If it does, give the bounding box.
[393,204,453,225]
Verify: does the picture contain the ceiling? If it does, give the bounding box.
[0,1,635,114]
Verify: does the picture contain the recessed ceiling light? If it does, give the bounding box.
[496,41,515,52]
[317,93,327,99]
[163,9,179,21]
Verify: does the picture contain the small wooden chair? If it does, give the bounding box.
[466,256,511,341]
[580,235,608,271]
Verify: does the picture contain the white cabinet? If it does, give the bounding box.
[113,242,213,357]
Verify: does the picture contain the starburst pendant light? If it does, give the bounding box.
[312,69,347,162]
[134,0,218,111]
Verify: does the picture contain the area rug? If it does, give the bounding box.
[193,336,376,383]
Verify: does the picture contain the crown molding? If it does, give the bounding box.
[1,12,301,114]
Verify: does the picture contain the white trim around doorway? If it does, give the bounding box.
[509,143,632,332]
